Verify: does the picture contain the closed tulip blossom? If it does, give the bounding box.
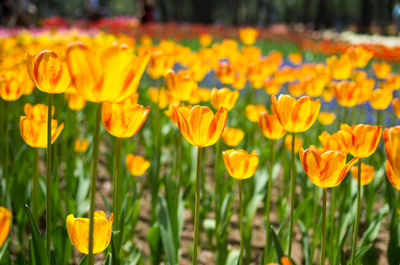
[318,112,336,125]
[126,154,151,176]
[74,139,89,153]
[272,94,321,133]
[0,71,24,101]
[284,135,303,153]
[339,124,382,158]
[245,104,267,122]
[222,149,259,180]
[319,131,349,155]
[173,105,227,147]
[210,88,239,111]
[351,163,375,186]
[102,96,150,138]
[66,211,113,254]
[0,207,11,247]
[383,126,400,176]
[258,112,286,140]
[222,128,245,147]
[239,27,259,46]
[66,42,150,103]
[20,104,64,148]
[147,50,175,79]
[300,147,358,188]
[393,98,400,118]
[373,62,392,79]
[66,92,87,111]
[369,88,393,110]
[165,70,198,102]
[333,81,362,107]
[199,33,212,47]
[27,49,70,94]
[386,160,400,190]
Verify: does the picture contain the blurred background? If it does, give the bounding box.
[1,0,400,35]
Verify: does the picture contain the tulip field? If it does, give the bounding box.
[1,21,400,265]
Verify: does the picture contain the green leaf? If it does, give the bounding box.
[104,253,112,265]
[158,195,178,265]
[24,205,47,265]
[270,226,284,261]
[78,255,87,265]
[111,231,121,265]
[354,244,373,265]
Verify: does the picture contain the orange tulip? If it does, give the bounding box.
[258,112,286,139]
[393,98,400,119]
[288,82,304,97]
[0,207,11,247]
[288,53,302,65]
[126,153,151,176]
[148,87,170,109]
[369,88,393,110]
[173,105,227,147]
[339,124,382,158]
[210,88,239,111]
[222,128,245,147]
[199,33,212,47]
[239,27,259,46]
[222,149,259,179]
[285,135,303,153]
[216,61,235,85]
[327,55,353,80]
[383,126,400,176]
[27,49,70,94]
[351,163,374,186]
[102,96,150,138]
[66,42,150,103]
[318,112,336,125]
[74,139,89,153]
[386,160,400,190]
[232,73,247,90]
[165,70,198,101]
[319,131,349,155]
[264,78,281,95]
[272,94,321,133]
[373,62,391,79]
[20,103,64,148]
[245,104,267,122]
[66,211,113,254]
[345,47,374,68]
[299,147,358,188]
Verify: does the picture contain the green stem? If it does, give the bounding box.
[46,94,53,262]
[88,103,103,265]
[336,103,341,130]
[192,147,203,265]
[113,137,122,231]
[32,148,39,221]
[320,188,327,265]
[376,110,382,126]
[239,180,244,265]
[215,140,221,227]
[263,139,274,263]
[329,187,336,261]
[288,132,296,257]
[351,158,362,265]
[3,101,9,203]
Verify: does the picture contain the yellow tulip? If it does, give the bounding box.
[165,69,198,101]
[222,149,259,179]
[383,126,400,176]
[27,49,70,94]
[351,163,374,186]
[239,27,259,46]
[258,112,286,139]
[126,153,151,176]
[245,104,267,123]
[299,147,358,188]
[66,211,113,254]
[386,160,400,190]
[102,96,150,138]
[369,88,393,110]
[222,128,245,147]
[199,33,212,47]
[272,94,321,133]
[20,104,64,148]
[74,139,89,153]
[284,135,303,153]
[173,105,227,147]
[0,207,11,247]
[319,131,348,155]
[147,50,175,79]
[373,62,391,79]
[339,124,382,158]
[318,112,336,125]
[210,88,239,111]
[66,42,150,103]
[288,53,302,65]
[393,98,400,119]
